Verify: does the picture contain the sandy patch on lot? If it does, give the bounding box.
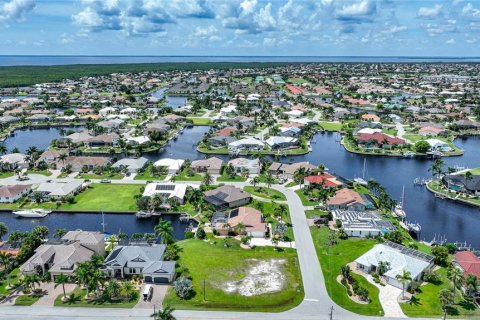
[223,258,286,296]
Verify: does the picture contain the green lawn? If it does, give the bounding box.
[305,209,330,219]
[295,189,319,206]
[310,227,383,316]
[285,181,297,188]
[244,186,286,201]
[78,173,123,180]
[318,121,342,132]
[0,268,21,296]
[0,171,14,179]
[468,167,480,175]
[163,239,303,312]
[54,286,139,308]
[187,117,212,125]
[216,174,247,182]
[15,294,41,306]
[59,184,142,212]
[175,168,203,181]
[400,268,480,318]
[134,164,166,181]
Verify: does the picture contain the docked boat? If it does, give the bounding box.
[403,151,415,158]
[136,211,153,219]
[354,158,369,186]
[393,185,407,220]
[13,209,51,218]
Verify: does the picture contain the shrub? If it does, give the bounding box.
[184,231,195,239]
[356,287,370,302]
[173,277,193,300]
[423,269,440,283]
[196,227,206,240]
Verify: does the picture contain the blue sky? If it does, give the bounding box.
[0,0,479,56]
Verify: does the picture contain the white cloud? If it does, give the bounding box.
[59,33,74,44]
[446,38,456,44]
[462,3,480,21]
[192,25,221,41]
[0,0,36,23]
[336,0,376,21]
[417,4,442,19]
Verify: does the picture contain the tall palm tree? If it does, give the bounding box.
[75,262,92,296]
[396,270,412,300]
[439,288,453,320]
[58,153,68,166]
[22,274,41,293]
[54,229,67,239]
[151,304,176,320]
[265,173,275,188]
[447,266,464,302]
[105,279,121,300]
[155,219,174,244]
[465,274,478,296]
[120,281,135,299]
[428,159,445,178]
[54,274,69,300]
[202,172,213,186]
[251,176,260,189]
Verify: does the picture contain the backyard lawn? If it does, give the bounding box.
[186,117,212,126]
[15,294,41,306]
[400,268,480,318]
[295,189,319,206]
[318,121,342,132]
[60,184,142,212]
[244,186,286,201]
[163,239,303,312]
[134,164,166,181]
[175,168,203,181]
[216,174,247,182]
[310,227,383,316]
[54,286,139,308]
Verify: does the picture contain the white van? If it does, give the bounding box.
[142,284,153,301]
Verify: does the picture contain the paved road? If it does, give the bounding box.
[0,179,436,319]
[395,122,406,139]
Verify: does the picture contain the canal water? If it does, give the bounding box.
[0,212,196,239]
[1,127,81,153]
[150,88,188,109]
[0,125,479,246]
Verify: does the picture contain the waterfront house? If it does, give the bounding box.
[154,158,184,175]
[304,173,343,188]
[228,138,265,152]
[208,135,236,147]
[265,136,298,150]
[35,179,84,200]
[57,156,110,172]
[96,119,124,131]
[355,242,434,289]
[268,161,317,179]
[426,139,452,152]
[204,185,252,210]
[331,210,395,237]
[442,172,480,196]
[101,244,176,284]
[418,126,448,137]
[0,184,32,203]
[191,157,223,174]
[327,188,366,211]
[145,119,170,133]
[66,130,93,145]
[20,230,104,280]
[361,114,381,122]
[86,133,119,148]
[454,251,480,279]
[0,153,29,170]
[27,114,50,123]
[279,126,302,137]
[112,157,149,173]
[212,207,267,238]
[37,150,65,166]
[227,157,261,174]
[357,133,406,148]
[142,182,189,205]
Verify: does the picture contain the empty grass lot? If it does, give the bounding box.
[60,184,142,212]
[310,227,383,316]
[163,239,303,312]
[244,186,286,201]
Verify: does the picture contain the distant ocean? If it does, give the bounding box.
[0,56,480,67]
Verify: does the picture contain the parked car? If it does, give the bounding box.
[142,284,153,301]
[100,179,111,183]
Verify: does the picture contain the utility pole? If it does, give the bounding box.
[203,279,206,301]
[329,306,334,320]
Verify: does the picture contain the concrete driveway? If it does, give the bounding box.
[33,282,77,306]
[134,284,168,309]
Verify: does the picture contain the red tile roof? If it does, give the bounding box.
[357,133,406,146]
[455,251,480,278]
[304,174,343,188]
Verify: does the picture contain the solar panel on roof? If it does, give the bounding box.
[155,184,176,191]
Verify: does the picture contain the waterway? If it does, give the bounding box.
[1,127,81,153]
[0,125,479,246]
[0,212,196,239]
[150,88,188,109]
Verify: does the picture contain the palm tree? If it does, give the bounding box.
[465,274,478,296]
[120,281,135,299]
[234,222,246,235]
[22,274,41,293]
[265,173,275,188]
[54,229,67,239]
[0,222,8,240]
[155,219,174,244]
[202,172,213,186]
[105,279,121,300]
[428,159,445,178]
[447,266,464,302]
[54,274,69,301]
[151,304,176,320]
[439,288,453,319]
[396,270,412,300]
[251,176,260,189]
[58,153,67,166]
[149,194,164,211]
[0,145,7,155]
[75,262,92,296]
[131,233,143,241]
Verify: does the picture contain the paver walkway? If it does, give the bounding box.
[134,284,168,309]
[366,275,406,318]
[33,283,77,306]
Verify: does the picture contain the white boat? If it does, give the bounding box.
[393,185,407,219]
[403,151,415,158]
[13,209,51,218]
[136,211,153,219]
[354,158,369,186]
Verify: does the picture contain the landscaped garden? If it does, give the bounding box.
[244,186,286,201]
[54,286,139,308]
[310,227,383,316]
[163,238,303,312]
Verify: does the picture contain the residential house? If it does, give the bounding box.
[355,242,434,289]
[212,207,267,238]
[86,133,119,148]
[419,126,448,137]
[37,150,65,166]
[426,139,452,152]
[227,158,261,174]
[204,185,252,209]
[268,161,317,179]
[36,179,84,200]
[279,126,302,137]
[361,114,381,122]
[331,210,395,237]
[442,172,480,196]
[101,244,175,284]
[265,136,298,150]
[327,188,366,211]
[228,138,265,151]
[357,133,406,148]
[191,157,223,174]
[304,173,343,188]
[153,158,184,175]
[454,251,480,279]
[0,184,32,203]
[112,157,149,173]
[142,182,190,205]
[20,230,105,280]
[0,153,29,170]
[57,156,110,172]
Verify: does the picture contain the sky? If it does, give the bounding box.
[0,0,479,56]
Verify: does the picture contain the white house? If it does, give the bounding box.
[228,138,265,151]
[265,136,298,150]
[0,185,32,203]
[143,182,194,205]
[426,139,452,152]
[153,158,185,175]
[228,158,261,174]
[0,153,29,170]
